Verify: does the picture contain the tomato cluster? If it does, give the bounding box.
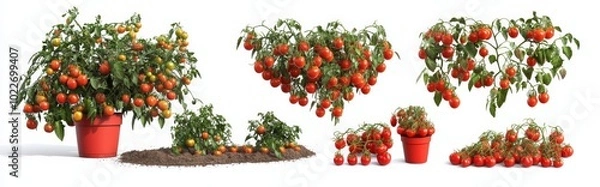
[332,123,393,166]
[417,12,580,117]
[449,118,573,168]
[390,106,435,138]
[238,19,398,124]
[18,7,200,140]
[172,109,303,158]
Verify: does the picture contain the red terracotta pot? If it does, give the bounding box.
[75,113,123,158]
[401,136,431,164]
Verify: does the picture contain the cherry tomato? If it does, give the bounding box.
[538,92,550,104]
[404,129,416,138]
[527,96,538,107]
[460,156,472,167]
[508,27,519,38]
[540,157,552,167]
[550,131,564,144]
[347,153,358,165]
[505,130,518,143]
[561,145,574,158]
[376,152,392,166]
[503,156,516,167]
[334,139,346,149]
[417,127,428,137]
[473,155,485,167]
[390,115,397,127]
[449,152,461,165]
[485,156,496,167]
[333,154,344,166]
[360,154,371,165]
[552,159,563,168]
[520,156,533,168]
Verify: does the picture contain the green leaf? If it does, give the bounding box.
[434,91,442,106]
[542,73,552,85]
[489,102,497,117]
[158,117,165,128]
[573,38,580,49]
[562,46,572,59]
[425,58,436,71]
[488,54,497,63]
[465,42,477,57]
[54,121,65,141]
[522,67,534,80]
[496,89,508,107]
[236,37,243,50]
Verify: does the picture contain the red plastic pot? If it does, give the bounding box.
[75,113,123,158]
[400,136,431,164]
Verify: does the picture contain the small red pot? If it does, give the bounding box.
[75,113,123,158]
[401,136,432,164]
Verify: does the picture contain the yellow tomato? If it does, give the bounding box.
[162,109,172,118]
[51,38,61,47]
[72,111,83,122]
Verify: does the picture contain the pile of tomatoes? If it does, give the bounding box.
[238,19,398,124]
[332,123,393,166]
[449,118,574,168]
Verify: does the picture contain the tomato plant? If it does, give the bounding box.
[245,111,303,158]
[170,104,233,155]
[16,7,201,140]
[237,19,400,125]
[391,106,435,138]
[416,12,580,117]
[449,118,573,168]
[332,122,394,166]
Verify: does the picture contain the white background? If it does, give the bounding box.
[1,0,599,187]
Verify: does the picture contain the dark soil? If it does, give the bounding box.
[119,145,316,167]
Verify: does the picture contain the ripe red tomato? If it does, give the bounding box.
[390,115,397,127]
[333,37,344,49]
[485,156,496,167]
[253,61,264,73]
[500,79,510,89]
[383,49,394,60]
[441,46,454,59]
[55,93,67,104]
[305,83,317,93]
[493,151,504,163]
[527,96,538,107]
[427,127,435,136]
[503,156,515,167]
[540,157,552,167]
[478,27,492,40]
[396,127,405,135]
[473,155,484,166]
[508,27,519,38]
[561,145,574,158]
[333,154,344,166]
[520,156,533,168]
[264,56,275,68]
[334,139,346,149]
[426,82,436,92]
[66,78,78,90]
[360,154,371,165]
[484,76,494,86]
[461,156,472,167]
[449,97,460,109]
[346,134,358,145]
[298,41,310,52]
[527,56,537,67]
[347,153,358,165]
[441,33,453,45]
[26,119,38,129]
[307,66,321,79]
[360,85,371,94]
[381,128,392,139]
[418,48,427,59]
[479,47,488,57]
[545,27,555,39]
[332,106,343,117]
[442,89,453,101]
[532,28,546,43]
[505,67,516,78]
[505,130,517,142]
[298,97,308,106]
[404,129,416,138]
[449,152,461,165]
[376,152,392,165]
[315,107,325,117]
[538,92,550,103]
[552,159,563,168]
[417,127,428,137]
[376,63,386,73]
[293,56,306,68]
[550,131,564,144]
[468,32,479,43]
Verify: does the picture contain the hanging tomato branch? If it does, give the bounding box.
[237,19,399,124]
[416,11,580,117]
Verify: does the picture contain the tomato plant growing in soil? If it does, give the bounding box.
[170,104,233,156]
[390,106,436,138]
[449,118,573,168]
[237,19,400,124]
[416,12,580,117]
[17,7,201,140]
[245,111,303,158]
[332,123,394,166]
[120,109,314,167]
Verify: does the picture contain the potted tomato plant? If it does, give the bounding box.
[390,106,435,163]
[237,19,399,124]
[415,12,580,116]
[16,7,201,158]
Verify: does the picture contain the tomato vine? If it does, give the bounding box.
[416,11,580,117]
[237,19,399,125]
[17,7,201,140]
